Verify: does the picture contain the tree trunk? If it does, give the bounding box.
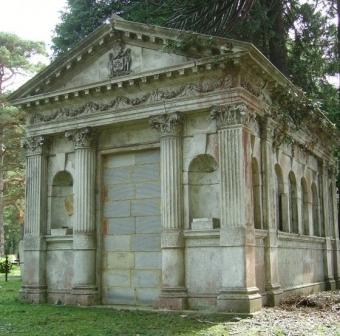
[0,126,4,256]
[266,0,288,74]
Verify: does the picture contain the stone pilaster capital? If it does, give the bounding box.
[210,103,253,129]
[22,135,47,156]
[149,112,183,137]
[65,127,96,149]
[259,116,275,141]
[327,162,338,179]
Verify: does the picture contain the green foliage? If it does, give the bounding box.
[0,33,46,93]
[0,257,12,274]
[52,0,173,57]
[0,32,46,256]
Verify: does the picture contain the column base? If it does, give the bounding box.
[20,285,47,304]
[333,277,340,290]
[265,284,283,307]
[217,287,262,313]
[156,287,187,310]
[71,286,98,305]
[325,278,336,291]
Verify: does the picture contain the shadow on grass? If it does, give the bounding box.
[0,277,236,336]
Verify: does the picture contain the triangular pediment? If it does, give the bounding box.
[45,40,193,93]
[9,16,289,104]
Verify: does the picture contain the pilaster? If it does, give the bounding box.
[65,127,98,305]
[21,136,48,303]
[211,103,262,313]
[329,166,340,288]
[150,112,187,310]
[260,117,282,306]
[320,162,336,289]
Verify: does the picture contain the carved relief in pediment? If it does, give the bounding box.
[108,41,132,78]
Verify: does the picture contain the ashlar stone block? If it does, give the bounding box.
[133,270,161,288]
[105,252,134,269]
[131,199,160,217]
[107,217,135,235]
[135,252,162,269]
[136,216,161,234]
[103,235,131,252]
[131,234,161,252]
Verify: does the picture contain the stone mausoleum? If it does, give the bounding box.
[10,16,339,313]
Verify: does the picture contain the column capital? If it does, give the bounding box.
[149,112,183,137]
[328,162,338,178]
[259,116,275,141]
[22,136,47,156]
[65,127,96,149]
[210,103,253,129]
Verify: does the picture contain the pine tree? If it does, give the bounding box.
[0,33,46,255]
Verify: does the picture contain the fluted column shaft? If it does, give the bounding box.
[319,162,335,289]
[329,170,340,288]
[74,147,96,233]
[21,136,48,303]
[66,127,97,305]
[260,118,282,306]
[211,104,262,313]
[150,112,186,310]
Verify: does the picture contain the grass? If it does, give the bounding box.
[0,276,231,336]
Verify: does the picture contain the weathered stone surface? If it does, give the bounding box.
[16,16,338,312]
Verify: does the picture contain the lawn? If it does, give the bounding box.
[0,275,230,336]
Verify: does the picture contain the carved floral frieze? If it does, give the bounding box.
[240,70,265,98]
[29,74,232,125]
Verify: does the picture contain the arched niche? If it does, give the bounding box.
[301,177,309,235]
[50,171,74,234]
[311,182,320,236]
[275,164,285,231]
[288,171,299,234]
[328,182,335,238]
[252,158,262,229]
[188,154,220,230]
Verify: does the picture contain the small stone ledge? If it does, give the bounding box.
[281,281,326,295]
[46,235,73,250]
[184,229,220,239]
[184,229,220,248]
[278,232,326,243]
[255,229,268,239]
[45,235,73,242]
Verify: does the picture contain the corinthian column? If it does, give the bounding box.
[21,135,48,303]
[65,127,97,305]
[319,161,336,290]
[150,112,187,310]
[260,117,282,306]
[211,103,262,313]
[329,166,340,288]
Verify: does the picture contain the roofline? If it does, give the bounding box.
[8,16,335,128]
[8,24,111,101]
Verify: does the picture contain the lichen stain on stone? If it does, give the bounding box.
[102,185,108,203]
[64,196,74,216]
[102,218,108,235]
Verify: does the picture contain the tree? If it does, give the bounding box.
[0,33,46,255]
